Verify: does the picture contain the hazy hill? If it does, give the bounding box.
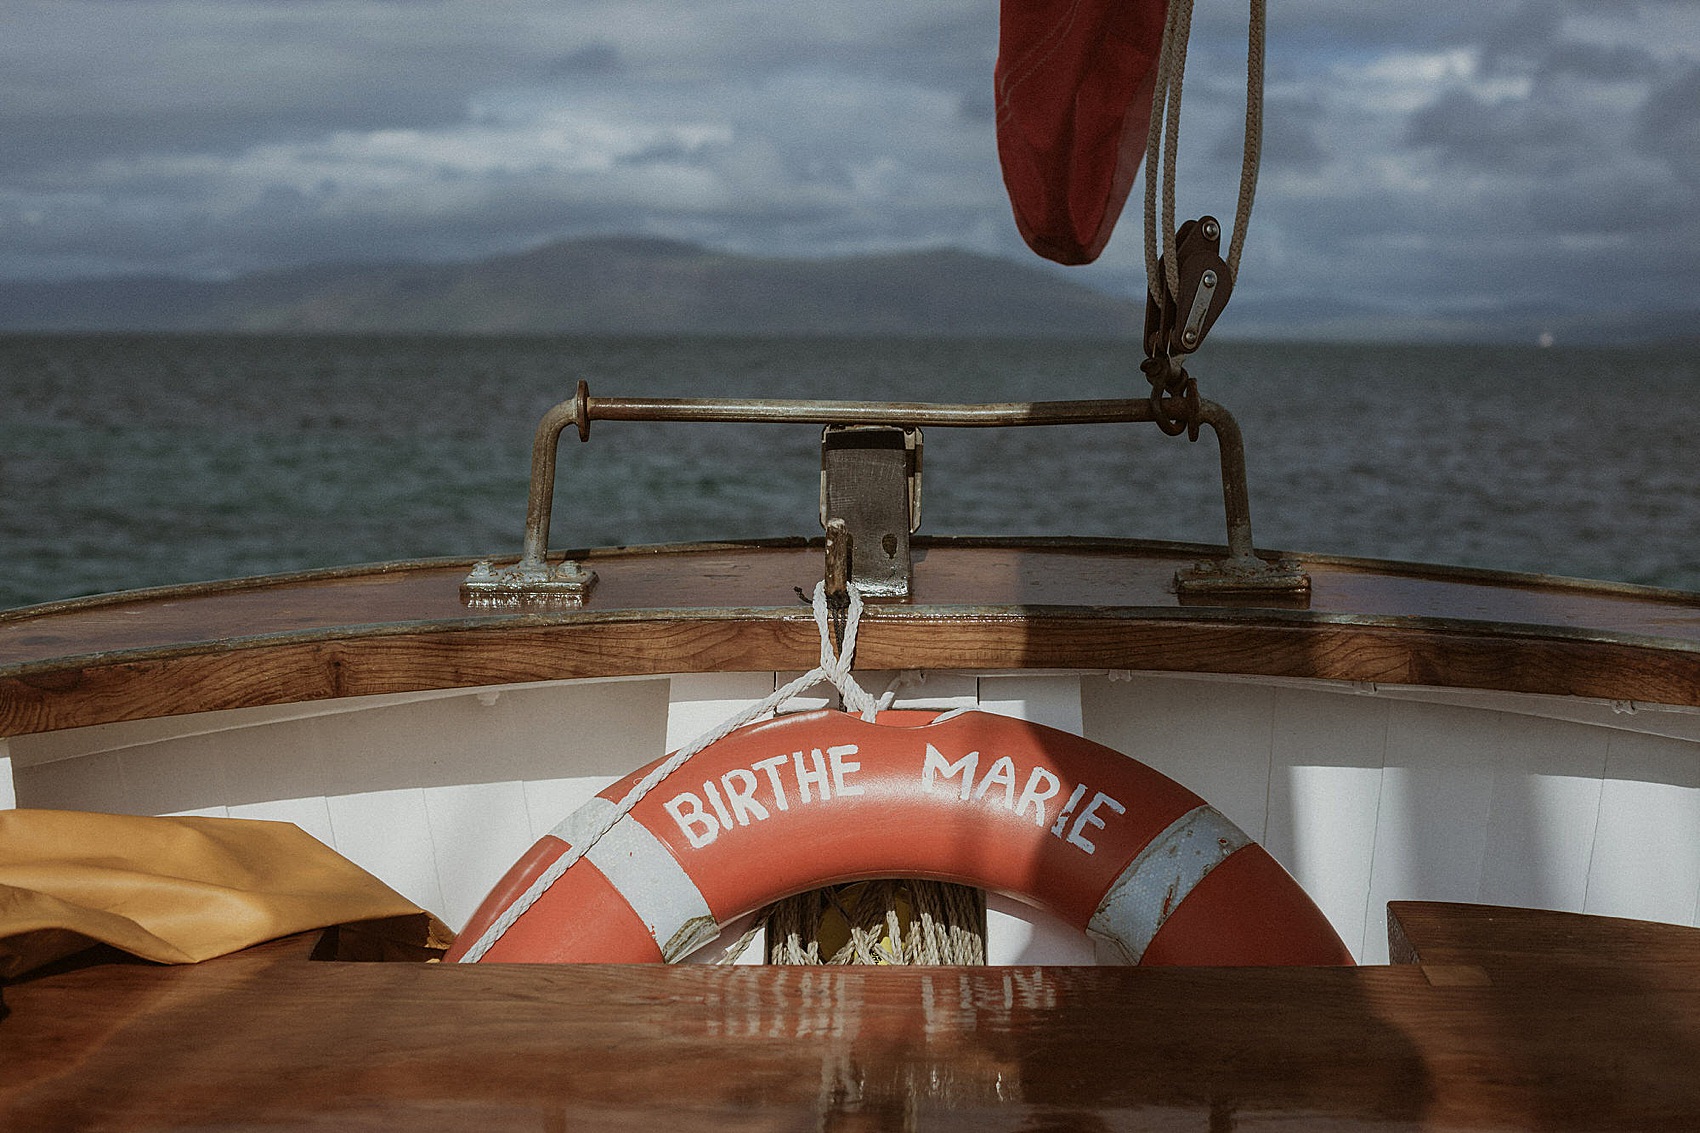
[0,237,1139,337]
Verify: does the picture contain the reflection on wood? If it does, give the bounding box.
[4,903,1699,1130]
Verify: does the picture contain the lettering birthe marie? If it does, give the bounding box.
[919,743,1125,854]
[660,740,1126,855]
[664,743,864,849]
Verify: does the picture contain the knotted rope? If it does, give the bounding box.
[457,581,893,963]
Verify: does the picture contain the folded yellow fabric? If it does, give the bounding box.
[0,809,452,978]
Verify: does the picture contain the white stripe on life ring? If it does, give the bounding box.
[1088,804,1249,963]
[553,799,720,962]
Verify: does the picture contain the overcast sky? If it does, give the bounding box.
[4,1,1698,339]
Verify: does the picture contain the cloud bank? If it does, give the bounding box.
[3,0,1696,339]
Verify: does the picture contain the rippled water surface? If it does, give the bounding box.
[3,334,1697,609]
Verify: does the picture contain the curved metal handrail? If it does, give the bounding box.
[462,381,1307,606]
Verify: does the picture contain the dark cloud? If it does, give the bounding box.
[1539,41,1661,81]
[1211,94,1327,173]
[554,43,625,77]
[1481,1,1567,58]
[1,0,1698,339]
[956,85,996,125]
[1200,0,1533,52]
[1405,88,1580,175]
[1639,65,1700,183]
[1382,3,1698,327]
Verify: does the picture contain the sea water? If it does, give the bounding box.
[2,333,1697,610]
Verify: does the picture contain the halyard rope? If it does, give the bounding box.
[1144,0,1266,304]
[457,581,892,963]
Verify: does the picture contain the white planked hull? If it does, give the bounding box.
[7,667,1698,964]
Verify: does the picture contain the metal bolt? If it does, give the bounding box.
[1182,329,1199,346]
[1202,218,1220,240]
[1202,271,1217,290]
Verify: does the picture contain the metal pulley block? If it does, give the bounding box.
[1143,215,1234,361]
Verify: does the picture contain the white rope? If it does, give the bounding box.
[1145,0,1266,306]
[457,581,885,963]
[764,879,987,966]
[713,917,766,965]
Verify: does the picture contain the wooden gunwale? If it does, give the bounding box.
[10,535,1700,625]
[4,538,1700,736]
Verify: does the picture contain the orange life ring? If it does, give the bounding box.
[448,709,1353,966]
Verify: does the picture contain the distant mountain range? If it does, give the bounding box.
[0,237,1140,337]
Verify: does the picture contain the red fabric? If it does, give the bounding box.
[995,0,1169,265]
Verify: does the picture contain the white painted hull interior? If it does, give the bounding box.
[8,667,1697,965]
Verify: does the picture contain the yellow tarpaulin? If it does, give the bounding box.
[0,809,452,979]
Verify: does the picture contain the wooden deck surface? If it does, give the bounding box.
[5,540,1700,736]
[3,902,1698,1130]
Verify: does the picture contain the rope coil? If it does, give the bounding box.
[765,879,986,966]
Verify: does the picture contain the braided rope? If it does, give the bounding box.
[1143,0,1192,302]
[1145,0,1266,304]
[1228,0,1266,279]
[456,581,890,964]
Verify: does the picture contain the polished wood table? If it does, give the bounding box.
[4,902,1698,1130]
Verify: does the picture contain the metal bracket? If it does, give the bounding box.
[1174,554,1310,600]
[461,557,597,609]
[819,425,921,599]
